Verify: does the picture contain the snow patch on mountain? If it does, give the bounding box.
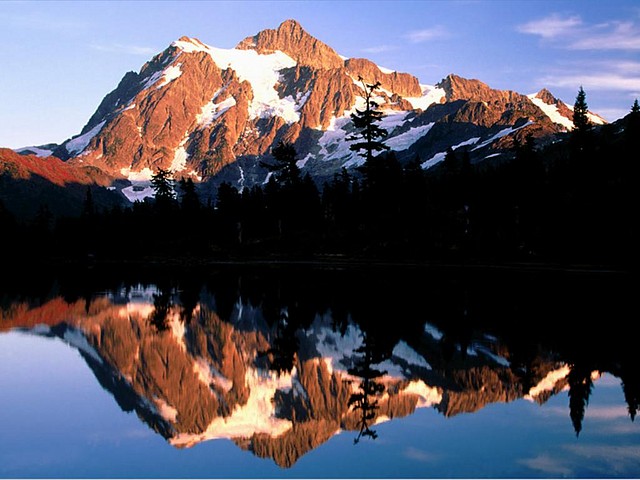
[197,95,237,128]
[421,137,481,170]
[392,341,431,370]
[525,365,570,401]
[173,38,298,122]
[63,327,103,365]
[169,367,294,446]
[424,322,443,341]
[528,94,573,130]
[65,121,105,155]
[386,123,434,151]
[472,122,532,151]
[14,146,53,157]
[154,398,178,423]
[406,84,446,111]
[157,64,183,89]
[171,133,190,172]
[401,380,442,408]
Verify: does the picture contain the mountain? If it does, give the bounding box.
[44,19,604,199]
[0,148,124,220]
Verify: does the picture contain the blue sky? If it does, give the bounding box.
[1,0,639,148]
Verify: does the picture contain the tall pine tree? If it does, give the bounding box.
[347,77,389,165]
[573,86,591,134]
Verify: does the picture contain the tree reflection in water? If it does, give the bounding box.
[347,331,388,444]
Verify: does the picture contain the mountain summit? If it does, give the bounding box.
[47,19,603,197]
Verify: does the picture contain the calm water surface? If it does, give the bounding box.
[0,265,637,478]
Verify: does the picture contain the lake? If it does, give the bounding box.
[0,264,637,478]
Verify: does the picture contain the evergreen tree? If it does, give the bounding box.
[262,141,301,186]
[631,98,640,114]
[150,167,176,208]
[178,178,201,213]
[572,86,591,134]
[347,76,389,166]
[82,187,95,218]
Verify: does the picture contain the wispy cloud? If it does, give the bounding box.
[405,26,449,43]
[361,45,398,54]
[404,447,441,463]
[519,453,573,477]
[517,14,640,51]
[91,43,158,56]
[541,73,640,91]
[570,21,640,50]
[517,14,582,39]
[538,60,640,92]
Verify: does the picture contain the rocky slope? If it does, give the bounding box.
[0,148,124,219]
[38,19,604,199]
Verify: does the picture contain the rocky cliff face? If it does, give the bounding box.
[236,19,344,70]
[43,19,601,196]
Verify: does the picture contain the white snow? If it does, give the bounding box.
[421,137,480,170]
[14,146,53,157]
[156,64,183,89]
[119,167,156,202]
[401,380,442,408]
[424,322,443,341]
[525,365,571,401]
[472,122,533,151]
[296,153,312,169]
[122,167,155,182]
[484,153,502,159]
[528,94,574,130]
[317,115,358,166]
[173,38,299,123]
[377,65,395,74]
[386,123,434,151]
[406,84,446,111]
[473,344,510,367]
[121,185,154,203]
[154,398,178,423]
[169,367,294,446]
[392,341,431,370]
[193,357,233,392]
[171,132,190,172]
[63,328,103,365]
[313,323,363,373]
[588,112,606,125]
[65,121,106,155]
[196,96,237,128]
[378,111,410,131]
[31,324,51,334]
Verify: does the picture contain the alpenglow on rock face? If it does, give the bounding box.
[51,19,604,191]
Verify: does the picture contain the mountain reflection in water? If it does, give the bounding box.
[0,265,637,469]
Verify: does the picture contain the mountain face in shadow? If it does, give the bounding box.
[0,267,635,467]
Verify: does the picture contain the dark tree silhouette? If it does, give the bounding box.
[151,167,176,213]
[262,141,301,186]
[347,332,388,444]
[347,76,389,165]
[82,187,95,218]
[178,178,201,214]
[568,363,593,436]
[573,86,591,134]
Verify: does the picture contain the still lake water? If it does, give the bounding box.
[0,264,637,478]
